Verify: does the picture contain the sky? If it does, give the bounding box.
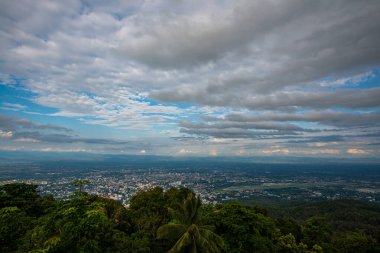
[0,0,380,159]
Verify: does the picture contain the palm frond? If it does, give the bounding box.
[199,228,225,251]
[168,231,193,253]
[156,224,186,240]
[200,224,215,231]
[194,227,220,253]
[158,193,224,253]
[182,193,201,225]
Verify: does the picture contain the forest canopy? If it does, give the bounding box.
[0,182,379,253]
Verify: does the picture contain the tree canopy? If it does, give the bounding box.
[0,182,379,253]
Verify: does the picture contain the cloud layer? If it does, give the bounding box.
[0,114,128,145]
[1,0,380,157]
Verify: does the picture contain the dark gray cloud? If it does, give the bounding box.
[119,1,297,68]
[285,135,346,144]
[179,119,308,139]
[224,111,380,128]
[152,87,380,111]
[142,0,380,110]
[0,114,128,145]
[180,110,380,145]
[12,131,129,145]
[121,0,380,73]
[180,120,311,132]
[0,114,71,132]
[180,127,299,139]
[0,0,80,38]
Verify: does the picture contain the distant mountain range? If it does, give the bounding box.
[0,150,379,164]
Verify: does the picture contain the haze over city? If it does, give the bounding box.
[1,0,380,161]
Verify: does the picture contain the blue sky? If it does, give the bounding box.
[0,0,380,159]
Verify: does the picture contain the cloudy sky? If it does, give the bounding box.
[1,0,380,159]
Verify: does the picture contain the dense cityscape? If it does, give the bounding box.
[1,160,379,205]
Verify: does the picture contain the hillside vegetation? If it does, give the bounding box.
[0,183,379,253]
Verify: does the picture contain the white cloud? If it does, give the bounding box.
[0,130,13,138]
[346,148,370,155]
[35,147,91,153]
[14,138,39,143]
[0,146,19,151]
[301,149,340,155]
[262,146,290,155]
[1,102,27,110]
[308,142,339,147]
[178,148,196,155]
[209,148,218,156]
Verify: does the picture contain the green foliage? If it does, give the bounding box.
[0,206,33,252]
[127,186,168,244]
[302,216,333,252]
[17,193,131,253]
[276,233,322,253]
[0,182,47,216]
[336,230,379,253]
[157,193,224,253]
[1,182,380,253]
[268,199,380,242]
[202,201,278,253]
[276,218,302,242]
[72,179,90,195]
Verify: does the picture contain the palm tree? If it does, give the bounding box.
[157,193,224,253]
[72,179,90,194]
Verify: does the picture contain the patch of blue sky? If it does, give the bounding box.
[134,95,196,109]
[293,121,326,130]
[0,81,35,99]
[37,113,139,140]
[150,122,177,130]
[347,68,380,89]
[140,113,177,121]
[0,74,27,85]
[319,68,380,90]
[80,92,107,105]
[0,83,58,115]
[0,81,125,138]
[75,122,129,139]
[183,114,205,123]
[328,107,380,113]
